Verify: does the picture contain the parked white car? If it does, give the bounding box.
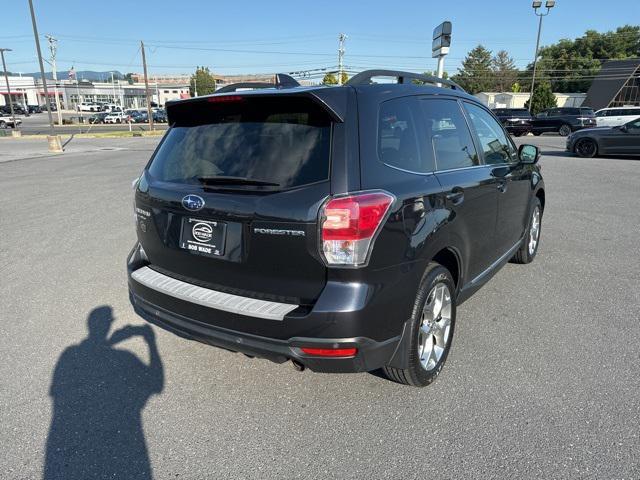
[77,102,101,112]
[595,106,640,127]
[103,104,124,113]
[104,112,130,124]
[0,115,22,129]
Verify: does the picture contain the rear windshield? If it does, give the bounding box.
[148,96,332,189]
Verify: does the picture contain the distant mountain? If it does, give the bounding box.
[18,70,125,82]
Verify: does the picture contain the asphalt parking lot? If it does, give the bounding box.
[1,135,639,479]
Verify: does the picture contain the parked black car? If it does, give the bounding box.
[530,107,596,136]
[88,112,108,124]
[1,104,28,115]
[27,105,42,114]
[492,108,532,136]
[127,70,545,387]
[566,117,640,157]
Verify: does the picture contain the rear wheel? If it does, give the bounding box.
[383,263,456,387]
[574,138,598,158]
[532,131,542,136]
[512,197,542,264]
[0,120,6,129]
[558,124,572,136]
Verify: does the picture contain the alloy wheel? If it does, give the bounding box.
[418,283,452,371]
[528,206,541,255]
[576,139,596,157]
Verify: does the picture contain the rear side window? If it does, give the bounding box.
[463,103,517,165]
[419,99,479,171]
[378,97,425,173]
[148,96,332,189]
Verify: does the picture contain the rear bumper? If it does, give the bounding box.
[505,124,531,134]
[127,244,403,373]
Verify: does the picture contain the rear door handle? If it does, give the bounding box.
[445,188,464,205]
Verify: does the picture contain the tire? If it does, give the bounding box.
[512,197,542,264]
[383,263,456,387]
[532,131,542,136]
[558,124,572,136]
[574,138,598,158]
[0,121,6,129]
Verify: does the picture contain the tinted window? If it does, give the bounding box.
[627,118,640,130]
[463,103,517,165]
[420,99,479,171]
[148,96,332,189]
[629,109,640,116]
[579,108,595,116]
[378,97,424,172]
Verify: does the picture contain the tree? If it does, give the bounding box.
[124,73,134,85]
[525,80,556,115]
[492,50,518,92]
[322,73,337,85]
[190,66,216,97]
[322,72,348,85]
[451,45,494,94]
[525,25,640,92]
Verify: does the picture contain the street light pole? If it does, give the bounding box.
[529,0,555,113]
[0,48,18,132]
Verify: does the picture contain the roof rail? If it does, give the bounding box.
[346,69,465,92]
[215,73,301,94]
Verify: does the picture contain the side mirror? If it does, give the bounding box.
[518,144,540,164]
[618,124,628,133]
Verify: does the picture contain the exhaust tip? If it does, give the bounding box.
[291,359,306,372]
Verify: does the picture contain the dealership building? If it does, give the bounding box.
[583,58,640,109]
[0,76,189,110]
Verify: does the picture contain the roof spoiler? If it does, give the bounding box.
[215,73,300,93]
[346,69,465,92]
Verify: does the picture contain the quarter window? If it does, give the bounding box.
[463,103,517,165]
[419,99,479,171]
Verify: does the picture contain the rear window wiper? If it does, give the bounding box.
[195,176,280,187]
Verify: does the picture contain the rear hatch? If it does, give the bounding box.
[134,93,338,305]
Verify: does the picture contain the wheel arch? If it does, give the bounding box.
[535,187,545,213]
[431,247,461,290]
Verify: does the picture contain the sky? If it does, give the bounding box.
[1,0,638,79]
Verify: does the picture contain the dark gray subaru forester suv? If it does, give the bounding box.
[128,70,545,387]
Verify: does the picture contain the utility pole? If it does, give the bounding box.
[337,33,347,85]
[0,48,18,133]
[140,41,154,130]
[45,35,63,126]
[28,0,61,151]
[110,71,116,104]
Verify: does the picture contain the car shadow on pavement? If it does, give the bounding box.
[43,306,164,480]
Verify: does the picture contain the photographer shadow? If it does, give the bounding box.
[44,306,163,480]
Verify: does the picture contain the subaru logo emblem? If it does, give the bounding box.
[182,194,205,211]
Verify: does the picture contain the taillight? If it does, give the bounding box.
[319,190,394,267]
